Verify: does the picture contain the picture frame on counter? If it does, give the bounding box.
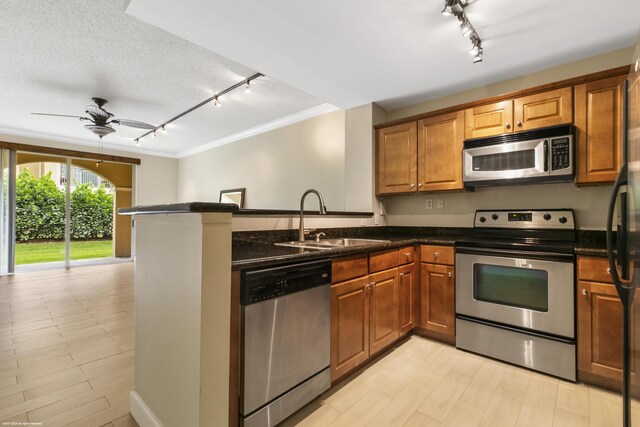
[219,188,245,208]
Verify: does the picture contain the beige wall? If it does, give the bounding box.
[178,110,347,211]
[380,48,635,230]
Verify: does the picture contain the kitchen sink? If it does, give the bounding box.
[275,238,389,250]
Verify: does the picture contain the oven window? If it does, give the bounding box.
[474,264,549,312]
[472,149,535,171]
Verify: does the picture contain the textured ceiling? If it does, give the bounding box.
[0,0,324,156]
[126,0,640,110]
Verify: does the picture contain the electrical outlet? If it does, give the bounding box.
[426,199,433,210]
[360,219,367,226]
[437,199,444,209]
[374,214,380,225]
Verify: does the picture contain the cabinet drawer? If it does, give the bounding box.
[577,256,613,284]
[421,245,454,266]
[369,249,399,273]
[332,254,368,283]
[398,246,415,265]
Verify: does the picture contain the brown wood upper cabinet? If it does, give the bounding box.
[376,111,464,195]
[575,75,626,184]
[417,111,464,191]
[376,122,417,194]
[465,87,572,139]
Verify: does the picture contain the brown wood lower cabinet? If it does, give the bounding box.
[398,263,417,334]
[330,275,371,381]
[369,268,399,355]
[420,262,455,336]
[577,256,637,388]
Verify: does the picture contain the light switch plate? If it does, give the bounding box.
[426,199,433,210]
[437,199,444,209]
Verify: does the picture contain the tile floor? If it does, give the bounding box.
[283,336,627,427]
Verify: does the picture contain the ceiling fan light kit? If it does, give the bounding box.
[32,74,263,146]
[441,0,483,64]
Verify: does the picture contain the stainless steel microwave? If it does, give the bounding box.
[463,124,574,187]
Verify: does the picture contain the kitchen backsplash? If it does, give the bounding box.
[382,182,613,230]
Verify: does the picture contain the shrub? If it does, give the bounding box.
[15,169,113,242]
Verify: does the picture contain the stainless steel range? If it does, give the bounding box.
[455,209,576,381]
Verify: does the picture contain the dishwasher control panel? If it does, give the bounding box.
[241,259,332,305]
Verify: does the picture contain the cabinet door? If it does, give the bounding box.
[376,122,418,195]
[330,276,370,381]
[417,111,464,192]
[369,268,399,355]
[465,100,513,139]
[513,87,572,132]
[575,75,626,183]
[577,280,636,382]
[398,263,416,335]
[421,263,455,336]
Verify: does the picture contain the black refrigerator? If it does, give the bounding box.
[607,31,640,427]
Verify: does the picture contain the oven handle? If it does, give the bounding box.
[456,246,575,263]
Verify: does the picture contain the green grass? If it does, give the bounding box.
[15,240,112,265]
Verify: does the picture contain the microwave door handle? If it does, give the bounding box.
[543,140,549,172]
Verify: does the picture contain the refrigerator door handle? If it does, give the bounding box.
[606,162,631,294]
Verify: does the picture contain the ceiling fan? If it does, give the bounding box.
[32,97,156,139]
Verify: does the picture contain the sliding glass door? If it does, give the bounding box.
[0,149,15,275]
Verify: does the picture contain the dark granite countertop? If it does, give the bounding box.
[575,230,608,257]
[233,227,612,269]
[119,202,239,215]
[232,226,471,270]
[235,208,373,217]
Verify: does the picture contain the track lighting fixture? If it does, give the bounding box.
[133,73,263,143]
[440,0,484,64]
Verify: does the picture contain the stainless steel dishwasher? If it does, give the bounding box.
[240,259,331,427]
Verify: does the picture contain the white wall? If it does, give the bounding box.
[0,132,179,206]
[178,110,346,210]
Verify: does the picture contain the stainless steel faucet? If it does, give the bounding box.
[299,189,327,242]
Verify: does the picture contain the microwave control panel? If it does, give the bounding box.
[551,138,571,170]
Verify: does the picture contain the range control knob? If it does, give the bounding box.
[479,216,486,223]
[559,216,568,224]
[491,213,499,221]
[543,213,551,221]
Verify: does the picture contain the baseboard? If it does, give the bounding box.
[130,390,163,427]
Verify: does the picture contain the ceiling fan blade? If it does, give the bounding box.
[111,119,156,129]
[31,113,86,119]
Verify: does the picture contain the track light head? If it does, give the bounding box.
[214,97,221,108]
[441,0,455,15]
[245,81,251,93]
[473,48,483,63]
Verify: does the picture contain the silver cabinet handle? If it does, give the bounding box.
[505,122,511,129]
[448,272,452,278]
[434,252,439,258]
[399,272,404,277]
[418,183,423,187]
[582,289,588,296]
[410,184,415,188]
[607,268,611,274]
[404,253,411,258]
[516,120,523,127]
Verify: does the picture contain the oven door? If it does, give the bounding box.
[463,138,547,182]
[456,247,574,338]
